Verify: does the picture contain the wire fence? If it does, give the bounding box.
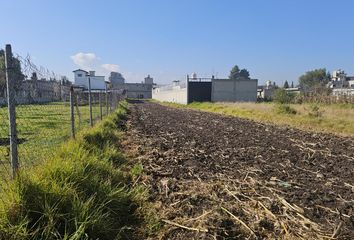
[0,44,125,182]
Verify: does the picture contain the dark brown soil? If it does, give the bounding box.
[123,101,354,240]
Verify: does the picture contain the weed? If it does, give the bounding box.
[131,163,143,178]
[274,104,297,115]
[307,104,323,118]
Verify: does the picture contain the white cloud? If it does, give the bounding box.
[70,52,98,69]
[101,63,120,72]
[70,52,123,79]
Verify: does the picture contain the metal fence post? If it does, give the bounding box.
[99,91,103,120]
[106,90,109,115]
[88,76,93,127]
[110,92,113,113]
[5,44,19,178]
[70,87,75,138]
[186,74,190,104]
[115,92,118,110]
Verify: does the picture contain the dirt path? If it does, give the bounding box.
[122,101,354,239]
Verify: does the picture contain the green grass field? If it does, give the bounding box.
[0,102,103,177]
[0,101,158,239]
[159,101,354,137]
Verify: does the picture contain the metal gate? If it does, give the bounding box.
[187,76,212,103]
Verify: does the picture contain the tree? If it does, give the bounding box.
[229,65,240,80]
[298,68,330,92]
[0,49,25,94]
[239,69,250,79]
[291,81,294,88]
[283,80,289,89]
[229,65,250,80]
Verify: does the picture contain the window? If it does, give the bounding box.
[77,74,82,77]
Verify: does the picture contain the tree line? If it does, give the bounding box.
[228,64,331,91]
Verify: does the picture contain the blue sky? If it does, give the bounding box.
[1,0,354,85]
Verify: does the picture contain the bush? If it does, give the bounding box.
[272,88,295,104]
[274,104,297,115]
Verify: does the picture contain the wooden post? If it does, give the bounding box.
[5,44,19,178]
[70,86,75,138]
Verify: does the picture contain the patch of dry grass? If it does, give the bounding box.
[159,101,354,137]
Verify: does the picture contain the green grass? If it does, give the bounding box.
[159,101,354,137]
[0,101,159,239]
[0,102,103,175]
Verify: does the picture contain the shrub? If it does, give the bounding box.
[274,104,297,115]
[272,88,295,104]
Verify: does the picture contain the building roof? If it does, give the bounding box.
[73,69,88,73]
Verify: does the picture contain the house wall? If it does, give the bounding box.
[211,79,258,102]
[75,76,106,90]
[348,80,354,88]
[74,70,87,88]
[152,85,187,104]
[74,70,106,90]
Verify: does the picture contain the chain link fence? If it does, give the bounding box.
[0,44,125,181]
[0,105,11,181]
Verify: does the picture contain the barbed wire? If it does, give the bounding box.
[14,52,64,81]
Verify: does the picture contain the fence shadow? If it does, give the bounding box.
[0,137,26,146]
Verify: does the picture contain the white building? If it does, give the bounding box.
[329,70,348,89]
[326,69,354,97]
[73,69,107,90]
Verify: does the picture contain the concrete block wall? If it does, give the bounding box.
[153,78,257,104]
[211,79,258,102]
[112,83,152,99]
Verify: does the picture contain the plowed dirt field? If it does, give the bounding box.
[123,101,354,239]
